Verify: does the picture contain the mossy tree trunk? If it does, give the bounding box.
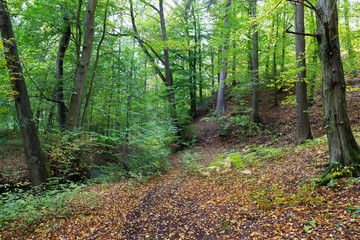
[316,0,360,180]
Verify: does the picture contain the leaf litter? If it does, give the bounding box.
[2,77,360,239]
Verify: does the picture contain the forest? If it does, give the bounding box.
[0,0,360,238]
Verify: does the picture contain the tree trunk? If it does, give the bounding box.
[273,15,279,107]
[56,7,71,129]
[81,0,108,129]
[159,0,177,122]
[215,0,231,115]
[211,49,215,94]
[294,0,312,144]
[251,0,260,123]
[190,4,197,117]
[0,0,47,186]
[308,46,318,106]
[130,1,178,125]
[343,0,356,78]
[66,0,98,130]
[316,0,360,182]
[232,41,237,86]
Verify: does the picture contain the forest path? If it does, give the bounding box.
[23,76,360,239]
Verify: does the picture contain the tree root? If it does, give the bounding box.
[317,164,360,186]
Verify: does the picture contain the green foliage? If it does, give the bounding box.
[0,182,98,234]
[42,128,173,182]
[346,204,360,218]
[179,124,201,147]
[304,220,316,232]
[180,150,201,173]
[43,130,95,182]
[210,144,285,171]
[252,181,320,210]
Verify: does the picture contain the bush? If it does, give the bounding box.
[42,130,95,182]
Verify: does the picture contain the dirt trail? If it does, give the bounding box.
[11,76,360,239]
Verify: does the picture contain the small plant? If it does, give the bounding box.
[216,112,261,138]
[252,187,275,210]
[304,220,316,232]
[346,204,360,218]
[209,144,285,172]
[180,150,201,173]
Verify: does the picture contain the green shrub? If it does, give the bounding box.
[42,130,95,182]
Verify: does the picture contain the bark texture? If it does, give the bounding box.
[81,0,108,128]
[0,0,47,185]
[316,0,360,179]
[294,0,312,144]
[66,0,98,130]
[215,0,231,115]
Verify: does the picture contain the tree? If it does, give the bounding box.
[294,0,312,144]
[215,0,231,115]
[81,0,109,128]
[315,0,360,182]
[0,0,47,186]
[129,0,178,124]
[56,4,72,129]
[251,0,260,123]
[66,0,98,130]
[343,0,357,77]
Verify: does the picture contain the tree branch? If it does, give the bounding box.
[287,0,323,24]
[22,63,66,105]
[285,25,320,38]
[139,0,159,13]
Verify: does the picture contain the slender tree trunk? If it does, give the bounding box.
[343,0,356,77]
[281,12,287,73]
[294,0,312,144]
[308,46,317,106]
[0,0,47,186]
[130,1,178,125]
[273,15,279,107]
[159,0,177,122]
[66,0,98,130]
[251,0,260,123]
[46,103,55,132]
[75,0,83,71]
[211,49,215,94]
[265,20,274,81]
[81,0,108,129]
[232,41,237,86]
[106,91,112,136]
[215,0,231,115]
[56,7,71,129]
[316,0,360,182]
[190,4,197,117]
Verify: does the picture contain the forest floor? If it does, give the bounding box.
[2,76,360,239]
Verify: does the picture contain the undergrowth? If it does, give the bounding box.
[208,144,285,172]
[0,182,98,236]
